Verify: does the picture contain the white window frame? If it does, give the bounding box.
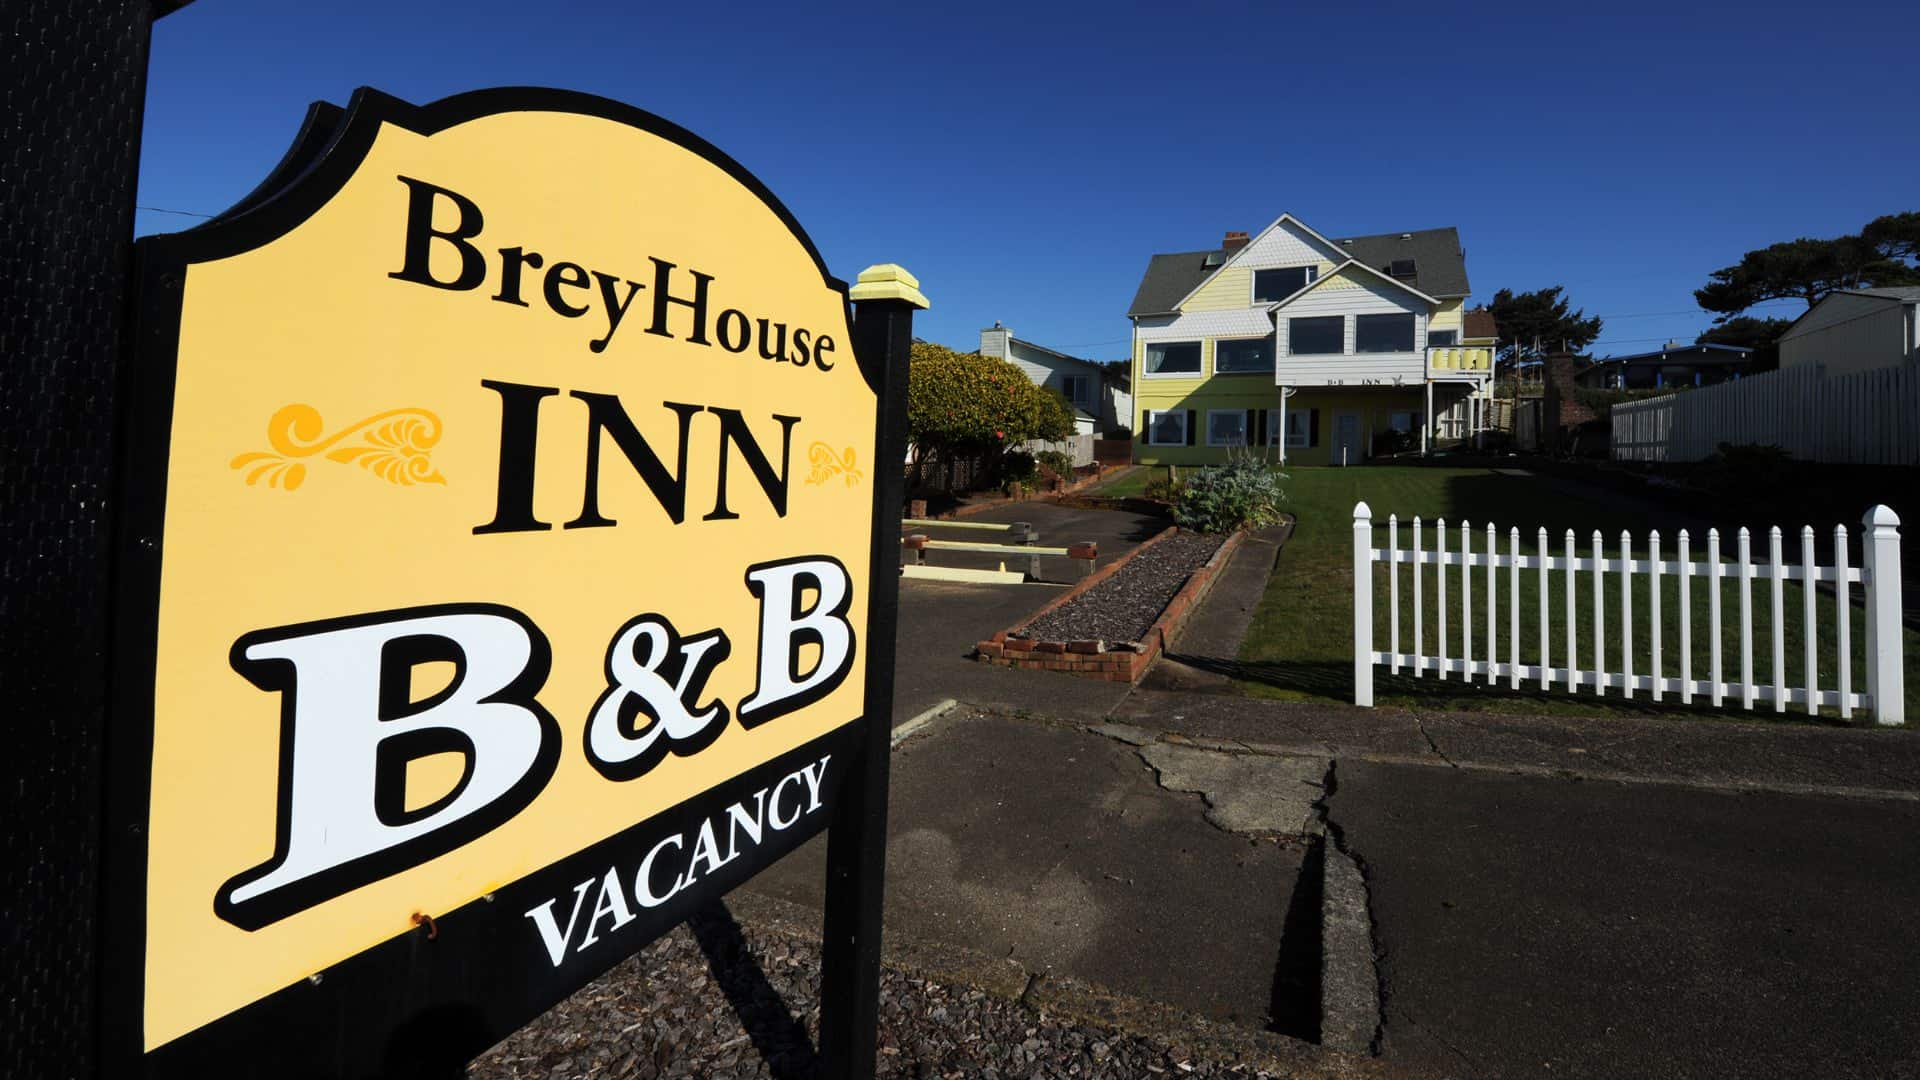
[1288,315,1346,356]
[1427,328,1458,347]
[1205,409,1249,447]
[1145,409,1188,446]
[1213,336,1275,375]
[1355,312,1418,354]
[1143,340,1203,378]
[1251,265,1320,304]
[1058,373,1092,406]
[1284,409,1312,448]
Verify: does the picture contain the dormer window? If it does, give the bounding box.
[1253,266,1317,303]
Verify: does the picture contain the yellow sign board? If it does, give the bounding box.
[106,88,906,1074]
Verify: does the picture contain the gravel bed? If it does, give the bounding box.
[1018,531,1225,646]
[469,904,1288,1079]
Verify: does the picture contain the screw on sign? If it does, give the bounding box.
[82,80,924,1078]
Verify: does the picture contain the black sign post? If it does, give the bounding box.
[0,1,166,1076]
[820,285,918,1077]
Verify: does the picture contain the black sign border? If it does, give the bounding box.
[103,86,900,1077]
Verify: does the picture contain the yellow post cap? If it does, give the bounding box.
[850,263,929,309]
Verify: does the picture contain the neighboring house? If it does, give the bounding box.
[979,323,1131,435]
[1778,287,1920,376]
[1126,214,1491,467]
[1574,342,1754,390]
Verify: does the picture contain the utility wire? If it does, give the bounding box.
[138,205,215,219]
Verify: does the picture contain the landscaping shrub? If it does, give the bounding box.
[999,450,1038,495]
[1142,471,1184,503]
[906,342,1075,491]
[1036,449,1073,479]
[1171,460,1287,534]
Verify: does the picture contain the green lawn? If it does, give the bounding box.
[1087,465,1152,498]
[1235,465,1920,723]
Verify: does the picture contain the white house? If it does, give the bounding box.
[1778,286,1920,376]
[979,324,1131,436]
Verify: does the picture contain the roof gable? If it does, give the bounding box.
[1269,258,1439,311]
[1128,218,1471,317]
[1008,337,1103,372]
[1777,287,1919,341]
[1164,214,1348,313]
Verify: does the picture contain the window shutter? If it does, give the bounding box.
[1140,412,1151,443]
[1252,408,1265,447]
[1309,409,1320,448]
[1185,410,1196,446]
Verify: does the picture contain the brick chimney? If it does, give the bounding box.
[1222,230,1250,254]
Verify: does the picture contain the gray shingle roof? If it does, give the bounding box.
[1126,225,1471,317]
[1333,228,1470,298]
[1849,286,1920,303]
[1126,250,1224,317]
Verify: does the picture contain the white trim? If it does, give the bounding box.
[1142,339,1204,379]
[1288,314,1346,357]
[1354,312,1419,355]
[1205,409,1251,447]
[1271,257,1441,310]
[1250,264,1320,305]
[1282,408,1311,449]
[1213,335,1276,375]
[1145,409,1189,446]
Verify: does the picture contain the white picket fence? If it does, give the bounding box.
[1612,363,1920,465]
[1350,502,1907,725]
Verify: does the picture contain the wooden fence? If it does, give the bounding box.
[1611,363,1920,465]
[1350,501,1907,725]
[1018,433,1095,467]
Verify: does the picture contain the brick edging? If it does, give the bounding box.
[1134,527,1247,674]
[974,527,1247,683]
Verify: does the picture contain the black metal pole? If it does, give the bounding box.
[817,287,916,1078]
[0,1,164,1075]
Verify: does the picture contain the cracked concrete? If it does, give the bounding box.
[745,709,1307,1033]
[1137,741,1327,837]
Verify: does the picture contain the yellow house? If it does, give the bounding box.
[1126,214,1494,466]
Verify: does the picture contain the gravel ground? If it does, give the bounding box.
[469,904,1300,1079]
[1019,532,1224,646]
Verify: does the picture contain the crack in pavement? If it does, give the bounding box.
[1137,741,1327,838]
[1396,1010,1482,1075]
[1414,716,1459,768]
[1314,760,1387,1057]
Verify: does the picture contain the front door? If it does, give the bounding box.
[1333,411,1364,466]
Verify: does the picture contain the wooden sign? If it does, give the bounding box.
[104,87,920,1076]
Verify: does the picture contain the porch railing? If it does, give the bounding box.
[1426,345,1493,376]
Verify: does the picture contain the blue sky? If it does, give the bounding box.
[138,0,1915,360]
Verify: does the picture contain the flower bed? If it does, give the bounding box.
[975,527,1245,683]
